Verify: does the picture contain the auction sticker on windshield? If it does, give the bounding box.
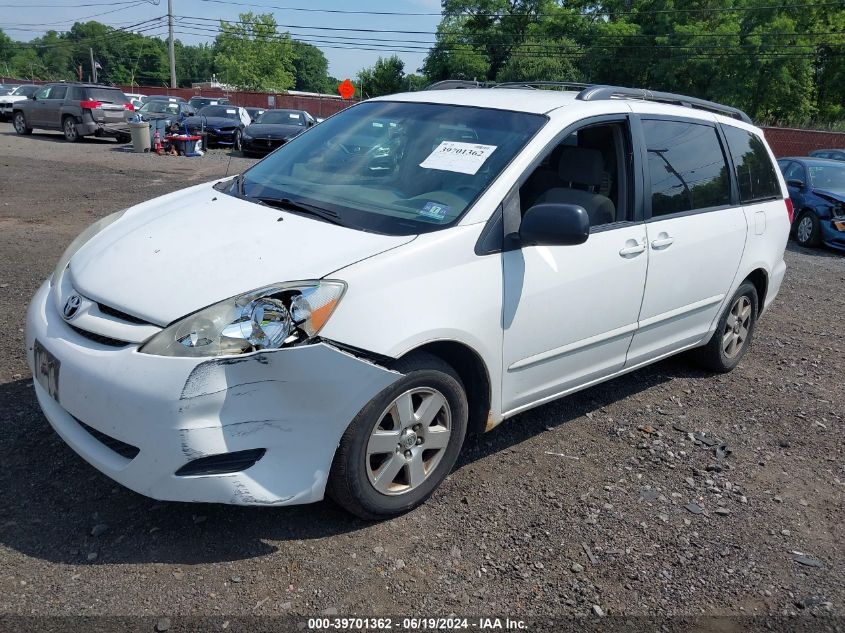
[419,141,497,175]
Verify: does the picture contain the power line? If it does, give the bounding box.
[0,0,157,6]
[173,14,845,40]
[3,2,152,27]
[188,0,844,18]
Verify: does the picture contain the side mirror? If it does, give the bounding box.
[29,94,37,100]
[519,203,590,247]
[787,179,805,188]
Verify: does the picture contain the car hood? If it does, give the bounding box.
[813,188,845,202]
[245,123,305,138]
[68,181,414,326]
[185,116,239,129]
[0,95,28,105]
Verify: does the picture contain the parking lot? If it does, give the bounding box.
[0,126,843,621]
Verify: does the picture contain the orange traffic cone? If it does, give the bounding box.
[153,128,163,155]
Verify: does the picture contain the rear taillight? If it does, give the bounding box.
[785,197,794,223]
[124,102,135,111]
[79,100,102,109]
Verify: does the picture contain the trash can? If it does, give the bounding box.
[128,120,151,153]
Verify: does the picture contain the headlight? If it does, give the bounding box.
[52,209,127,284]
[139,281,346,357]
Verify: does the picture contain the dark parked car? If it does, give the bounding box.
[241,108,315,156]
[144,94,187,103]
[136,99,196,124]
[185,105,250,149]
[245,106,266,122]
[12,83,132,142]
[809,149,845,161]
[778,157,845,251]
[188,96,230,110]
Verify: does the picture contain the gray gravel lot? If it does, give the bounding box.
[0,127,843,623]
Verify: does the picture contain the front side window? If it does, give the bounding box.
[722,125,781,203]
[35,87,51,100]
[237,101,546,235]
[643,120,731,217]
[781,162,805,184]
[50,86,67,100]
[519,120,631,228]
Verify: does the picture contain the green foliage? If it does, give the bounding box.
[357,55,406,97]
[422,0,845,126]
[291,40,331,93]
[214,13,295,92]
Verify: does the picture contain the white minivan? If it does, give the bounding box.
[26,84,790,518]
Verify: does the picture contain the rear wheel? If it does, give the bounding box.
[694,281,758,373]
[794,211,821,247]
[62,116,80,142]
[328,352,468,520]
[13,112,32,135]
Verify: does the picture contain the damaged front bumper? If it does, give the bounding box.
[25,280,399,505]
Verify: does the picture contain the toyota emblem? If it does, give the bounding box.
[62,294,82,320]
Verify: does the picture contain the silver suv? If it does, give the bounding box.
[12,83,132,142]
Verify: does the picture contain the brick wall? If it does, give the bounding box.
[761,127,845,158]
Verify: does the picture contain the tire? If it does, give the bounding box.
[794,211,821,247]
[232,129,242,152]
[13,112,32,135]
[694,281,758,373]
[328,352,468,520]
[115,133,131,144]
[62,116,80,142]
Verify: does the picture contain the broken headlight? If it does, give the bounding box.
[139,281,346,357]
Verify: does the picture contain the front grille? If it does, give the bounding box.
[96,302,149,325]
[68,324,129,348]
[175,448,266,476]
[74,417,140,460]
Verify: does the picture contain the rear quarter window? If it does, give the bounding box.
[722,125,782,203]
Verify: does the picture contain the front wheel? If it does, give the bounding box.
[328,352,468,519]
[232,129,242,152]
[694,281,758,373]
[794,211,821,247]
[13,112,32,135]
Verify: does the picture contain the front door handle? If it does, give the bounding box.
[651,232,674,249]
[619,240,646,257]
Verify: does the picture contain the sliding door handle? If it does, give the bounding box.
[619,241,646,257]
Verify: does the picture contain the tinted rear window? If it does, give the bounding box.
[84,88,128,104]
[643,120,732,217]
[722,125,781,203]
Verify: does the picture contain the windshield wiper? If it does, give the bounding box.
[252,196,343,225]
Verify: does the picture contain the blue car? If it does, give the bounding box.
[778,157,845,251]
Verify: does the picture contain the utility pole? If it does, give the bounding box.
[90,48,97,83]
[168,0,177,88]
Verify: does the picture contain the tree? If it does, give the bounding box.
[291,40,331,93]
[214,12,295,91]
[357,55,406,97]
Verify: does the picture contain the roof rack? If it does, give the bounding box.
[576,85,752,124]
[425,80,493,90]
[495,81,591,91]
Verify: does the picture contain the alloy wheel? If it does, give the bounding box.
[796,215,813,244]
[365,387,452,496]
[722,295,752,359]
[13,113,25,134]
[64,118,78,141]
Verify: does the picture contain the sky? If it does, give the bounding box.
[0,0,444,80]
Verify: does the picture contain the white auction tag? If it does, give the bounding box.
[419,141,497,175]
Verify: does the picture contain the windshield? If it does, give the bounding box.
[140,101,180,115]
[201,105,239,119]
[12,85,38,97]
[808,163,845,190]
[238,101,545,235]
[257,110,305,125]
[0,85,19,95]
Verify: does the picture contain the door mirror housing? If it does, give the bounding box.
[519,203,590,247]
[787,178,805,188]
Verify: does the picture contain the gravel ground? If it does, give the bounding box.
[0,127,843,625]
